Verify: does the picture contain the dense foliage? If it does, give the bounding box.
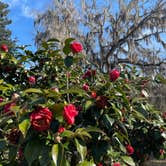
[0,1,15,49]
[0,39,165,166]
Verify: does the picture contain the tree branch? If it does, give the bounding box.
[117,58,166,67]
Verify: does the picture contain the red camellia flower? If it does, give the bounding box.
[30,107,53,131]
[112,162,121,166]
[82,69,96,79]
[4,102,16,115]
[126,144,134,155]
[70,41,83,53]
[96,96,109,109]
[0,44,8,52]
[91,91,97,98]
[58,126,65,134]
[28,76,36,84]
[83,83,89,91]
[63,104,78,125]
[109,69,120,81]
[97,163,103,166]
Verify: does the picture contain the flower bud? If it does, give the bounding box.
[58,126,65,134]
[28,76,36,84]
[11,93,20,101]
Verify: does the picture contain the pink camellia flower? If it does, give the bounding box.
[30,107,53,131]
[83,83,89,91]
[0,44,8,52]
[4,102,16,115]
[109,69,120,81]
[28,76,36,84]
[126,144,134,155]
[70,41,83,53]
[0,96,4,103]
[58,126,65,134]
[63,104,78,125]
[112,162,121,166]
[97,163,103,166]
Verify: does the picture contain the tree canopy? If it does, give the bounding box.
[0,1,15,48]
[34,0,166,73]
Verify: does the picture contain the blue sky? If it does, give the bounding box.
[3,0,51,51]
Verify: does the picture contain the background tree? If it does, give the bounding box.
[34,0,166,73]
[34,0,166,112]
[0,1,15,48]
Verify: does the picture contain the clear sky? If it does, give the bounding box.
[3,0,51,51]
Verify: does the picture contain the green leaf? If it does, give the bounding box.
[65,38,75,45]
[91,141,109,162]
[39,146,51,166]
[52,143,65,166]
[77,160,95,166]
[9,146,17,161]
[101,114,115,130]
[47,38,60,43]
[121,156,135,166]
[24,139,43,166]
[64,56,73,68]
[75,128,92,139]
[52,103,64,116]
[63,38,75,55]
[19,119,31,137]
[0,139,6,151]
[24,88,43,94]
[75,138,87,161]
[61,130,75,138]
[85,127,105,135]
[155,74,166,84]
[61,88,86,96]
[0,79,4,84]
[84,100,93,111]
[63,46,71,55]
[111,103,122,117]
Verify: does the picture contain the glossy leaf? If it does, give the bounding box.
[19,119,31,137]
[77,160,95,166]
[75,138,87,161]
[0,139,6,151]
[52,143,65,166]
[24,139,43,166]
[24,88,43,94]
[121,156,135,166]
[61,130,75,138]
[64,56,73,68]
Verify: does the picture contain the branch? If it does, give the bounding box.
[134,31,165,42]
[117,58,166,67]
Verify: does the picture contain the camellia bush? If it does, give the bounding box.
[0,38,165,166]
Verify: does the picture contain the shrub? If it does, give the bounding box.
[0,39,165,166]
